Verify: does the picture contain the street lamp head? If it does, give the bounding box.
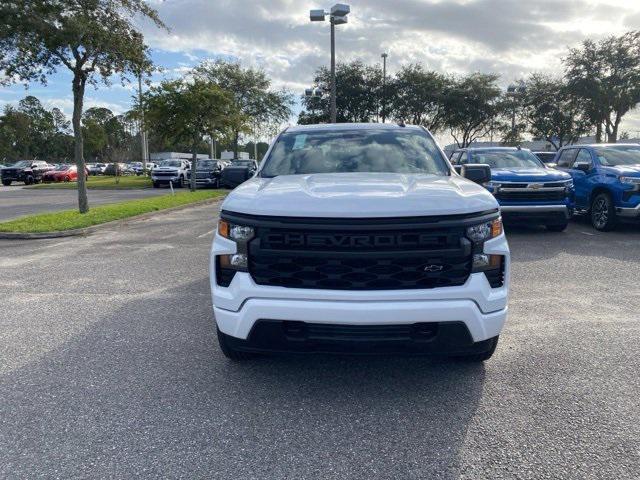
[332,14,348,25]
[330,3,350,16]
[310,9,326,21]
[381,52,388,59]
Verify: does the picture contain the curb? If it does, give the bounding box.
[0,197,225,240]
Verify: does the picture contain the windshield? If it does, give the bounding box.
[55,165,70,171]
[469,150,544,169]
[157,160,182,168]
[594,146,640,166]
[232,160,252,166]
[11,160,31,168]
[261,128,449,177]
[197,160,216,168]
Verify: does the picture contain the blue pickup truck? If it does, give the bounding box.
[553,144,640,231]
[450,147,575,231]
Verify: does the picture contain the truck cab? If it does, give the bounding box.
[554,144,640,231]
[450,147,575,231]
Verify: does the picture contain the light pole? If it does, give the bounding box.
[507,81,526,140]
[137,72,148,171]
[310,4,350,123]
[381,52,388,123]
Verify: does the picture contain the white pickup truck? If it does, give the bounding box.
[210,123,509,361]
[151,159,190,188]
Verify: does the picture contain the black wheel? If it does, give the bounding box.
[455,336,499,362]
[25,176,34,185]
[1,180,11,186]
[217,328,254,361]
[546,222,568,232]
[152,181,160,188]
[590,192,617,231]
[64,176,70,182]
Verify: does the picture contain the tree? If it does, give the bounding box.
[194,61,293,156]
[564,31,640,143]
[299,61,382,124]
[444,73,503,148]
[523,75,590,150]
[143,79,233,191]
[0,0,165,213]
[387,65,450,132]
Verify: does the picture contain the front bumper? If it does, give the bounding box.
[152,176,178,183]
[210,232,510,346]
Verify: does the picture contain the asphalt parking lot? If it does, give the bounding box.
[0,185,168,221]
[1,204,639,479]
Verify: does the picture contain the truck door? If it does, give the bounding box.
[569,149,595,207]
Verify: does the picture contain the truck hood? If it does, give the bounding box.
[490,167,570,182]
[222,173,498,218]
[604,165,640,176]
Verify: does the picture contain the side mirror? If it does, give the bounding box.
[461,164,491,185]
[574,161,591,172]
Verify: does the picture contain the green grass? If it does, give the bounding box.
[28,175,153,189]
[0,190,226,233]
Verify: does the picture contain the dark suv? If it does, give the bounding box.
[1,160,52,186]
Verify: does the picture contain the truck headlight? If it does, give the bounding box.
[218,220,254,242]
[216,220,255,284]
[620,176,640,186]
[466,217,502,243]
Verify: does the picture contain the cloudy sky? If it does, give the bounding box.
[3,0,640,141]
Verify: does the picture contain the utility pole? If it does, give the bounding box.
[381,53,388,123]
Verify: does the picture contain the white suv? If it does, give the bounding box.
[210,123,509,361]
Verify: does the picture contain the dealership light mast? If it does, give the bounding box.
[310,3,350,124]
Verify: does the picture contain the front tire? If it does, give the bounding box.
[217,328,254,361]
[2,180,12,186]
[152,181,160,188]
[590,192,617,231]
[456,336,499,362]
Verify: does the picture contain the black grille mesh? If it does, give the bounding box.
[248,223,473,291]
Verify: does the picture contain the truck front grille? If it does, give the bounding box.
[236,213,487,291]
[495,190,566,201]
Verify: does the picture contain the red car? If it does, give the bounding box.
[42,165,88,183]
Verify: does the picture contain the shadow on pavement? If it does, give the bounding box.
[1,277,486,479]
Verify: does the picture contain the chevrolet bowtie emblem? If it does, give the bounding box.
[424,265,444,272]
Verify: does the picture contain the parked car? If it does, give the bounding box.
[219,159,257,188]
[130,162,155,175]
[151,159,191,188]
[1,160,52,186]
[554,143,640,231]
[211,123,509,361]
[103,163,131,176]
[450,147,574,231]
[42,164,87,183]
[88,163,107,175]
[187,159,224,188]
[533,151,557,167]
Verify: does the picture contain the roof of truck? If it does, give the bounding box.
[285,123,423,133]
